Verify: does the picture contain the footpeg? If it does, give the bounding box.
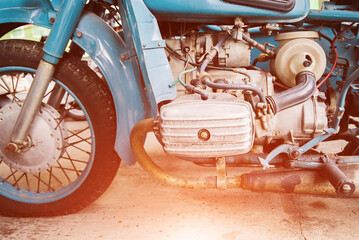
[320,156,355,197]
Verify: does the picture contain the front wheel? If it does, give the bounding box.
[0,40,120,216]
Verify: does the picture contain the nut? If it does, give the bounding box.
[5,142,18,153]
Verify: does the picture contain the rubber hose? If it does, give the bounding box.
[202,78,266,103]
[267,71,316,114]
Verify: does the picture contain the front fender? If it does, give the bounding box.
[74,11,148,165]
[0,1,151,165]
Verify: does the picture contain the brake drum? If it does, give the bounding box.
[0,103,67,173]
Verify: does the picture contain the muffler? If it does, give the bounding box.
[242,163,359,197]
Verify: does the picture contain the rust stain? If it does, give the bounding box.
[281,175,301,193]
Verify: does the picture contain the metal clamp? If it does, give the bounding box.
[216,157,227,189]
[120,48,137,61]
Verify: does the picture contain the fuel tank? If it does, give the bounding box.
[143,0,310,24]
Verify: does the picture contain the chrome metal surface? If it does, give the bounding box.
[9,60,55,147]
[160,93,254,158]
[0,102,67,173]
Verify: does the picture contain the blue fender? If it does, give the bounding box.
[0,0,164,165]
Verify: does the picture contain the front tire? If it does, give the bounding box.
[0,40,120,216]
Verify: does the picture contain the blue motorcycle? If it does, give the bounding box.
[0,0,358,216]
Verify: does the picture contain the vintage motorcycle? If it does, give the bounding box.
[0,0,358,216]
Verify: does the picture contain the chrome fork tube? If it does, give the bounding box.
[6,60,55,152]
[5,0,86,153]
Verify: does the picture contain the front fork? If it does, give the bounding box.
[5,0,86,153]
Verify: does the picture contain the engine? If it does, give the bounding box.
[160,29,328,159]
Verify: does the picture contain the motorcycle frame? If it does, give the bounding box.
[0,0,357,165]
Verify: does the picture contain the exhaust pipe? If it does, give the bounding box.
[242,163,359,197]
[130,118,359,197]
[130,118,242,189]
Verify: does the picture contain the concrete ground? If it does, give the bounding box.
[0,133,359,240]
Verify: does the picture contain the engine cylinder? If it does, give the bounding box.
[159,93,255,158]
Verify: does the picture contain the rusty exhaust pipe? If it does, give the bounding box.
[130,118,359,197]
[242,164,359,197]
[130,118,242,189]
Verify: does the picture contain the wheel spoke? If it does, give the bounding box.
[14,73,20,92]
[1,168,18,183]
[56,161,71,183]
[43,88,54,100]
[66,136,92,147]
[37,172,41,193]
[32,172,55,192]
[46,168,64,189]
[0,75,11,92]
[0,82,9,92]
[52,166,83,173]
[61,156,88,164]
[9,168,18,184]
[54,94,73,129]
[12,173,25,189]
[65,150,81,177]
[48,167,53,191]
[10,74,22,103]
[65,127,90,140]
[25,173,30,191]
[70,144,91,155]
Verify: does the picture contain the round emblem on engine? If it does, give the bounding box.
[198,129,211,141]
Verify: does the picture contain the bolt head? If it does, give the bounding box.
[120,54,127,60]
[288,161,296,168]
[290,150,301,159]
[76,31,83,38]
[303,60,312,67]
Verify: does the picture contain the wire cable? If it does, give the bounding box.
[316,22,355,88]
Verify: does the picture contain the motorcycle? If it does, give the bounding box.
[0,0,358,216]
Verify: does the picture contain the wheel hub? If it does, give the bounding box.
[0,102,67,173]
